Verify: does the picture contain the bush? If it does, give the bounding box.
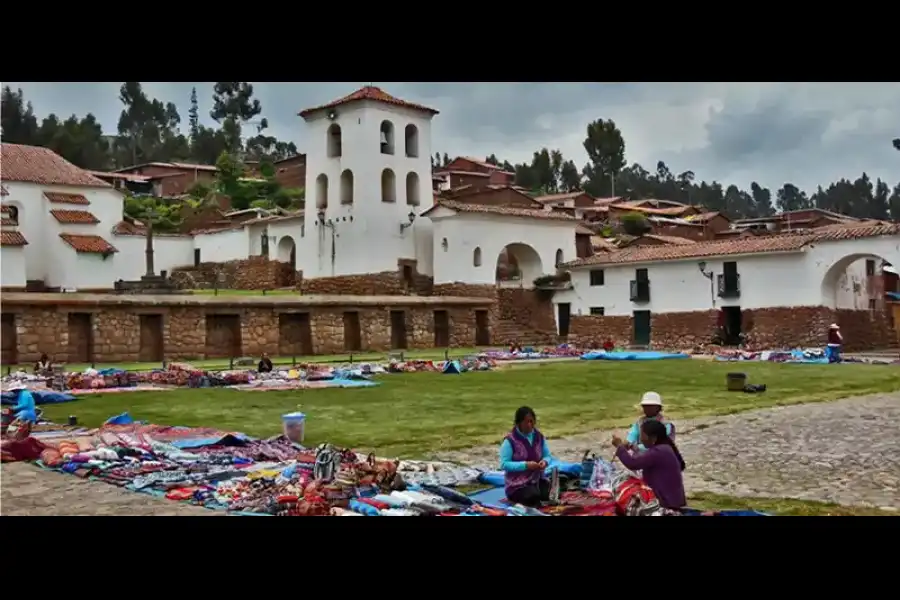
[620,212,651,236]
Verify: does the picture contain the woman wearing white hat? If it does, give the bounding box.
[826,324,843,363]
[625,392,675,452]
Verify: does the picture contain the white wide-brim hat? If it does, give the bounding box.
[640,391,663,407]
[829,323,840,329]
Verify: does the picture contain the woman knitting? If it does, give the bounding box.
[499,406,554,507]
[612,419,686,511]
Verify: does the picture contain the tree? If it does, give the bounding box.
[210,82,265,153]
[559,160,581,192]
[1,86,39,145]
[889,184,900,221]
[114,82,189,166]
[870,179,890,221]
[582,119,626,197]
[893,138,900,151]
[188,86,200,142]
[619,212,652,236]
[776,183,810,212]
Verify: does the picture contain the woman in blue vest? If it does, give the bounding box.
[625,392,675,452]
[499,406,554,506]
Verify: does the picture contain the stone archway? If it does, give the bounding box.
[820,252,897,310]
[496,243,543,285]
[277,235,297,270]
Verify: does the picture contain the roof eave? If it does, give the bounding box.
[564,248,806,270]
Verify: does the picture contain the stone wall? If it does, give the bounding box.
[835,308,895,351]
[568,315,632,347]
[171,256,296,290]
[650,310,718,349]
[1,296,494,364]
[497,289,556,333]
[299,271,432,296]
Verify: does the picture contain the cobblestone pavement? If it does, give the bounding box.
[1,463,220,516]
[3,393,898,514]
[437,393,900,510]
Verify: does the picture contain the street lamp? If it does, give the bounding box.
[399,211,416,233]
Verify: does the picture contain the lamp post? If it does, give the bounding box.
[399,211,416,233]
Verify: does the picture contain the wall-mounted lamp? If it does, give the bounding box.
[400,211,416,233]
[697,261,712,280]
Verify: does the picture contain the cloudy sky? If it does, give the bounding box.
[7,82,899,193]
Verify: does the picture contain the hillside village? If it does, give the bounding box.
[1,85,899,365]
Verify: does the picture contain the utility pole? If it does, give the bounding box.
[144,207,157,277]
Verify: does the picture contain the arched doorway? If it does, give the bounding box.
[496,243,543,285]
[821,253,897,310]
[277,235,297,271]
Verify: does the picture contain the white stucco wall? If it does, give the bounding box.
[0,247,27,286]
[3,181,125,287]
[297,101,435,278]
[194,228,250,263]
[834,259,874,310]
[429,211,578,285]
[111,235,195,278]
[557,233,900,317]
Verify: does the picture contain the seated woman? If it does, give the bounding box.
[626,391,675,452]
[257,352,274,373]
[34,353,52,376]
[499,406,553,507]
[612,419,686,511]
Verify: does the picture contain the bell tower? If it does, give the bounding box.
[295,86,439,279]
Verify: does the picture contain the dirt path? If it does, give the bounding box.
[0,463,221,516]
[437,393,900,510]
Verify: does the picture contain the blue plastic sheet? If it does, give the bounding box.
[581,351,690,361]
[1,389,77,406]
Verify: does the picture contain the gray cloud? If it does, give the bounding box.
[5,82,899,194]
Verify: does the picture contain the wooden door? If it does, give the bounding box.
[433,310,449,347]
[139,314,164,362]
[343,312,362,351]
[67,313,93,364]
[390,310,408,349]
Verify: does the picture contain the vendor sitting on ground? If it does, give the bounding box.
[826,323,843,363]
[500,406,554,507]
[626,391,675,452]
[612,419,686,511]
[257,353,274,373]
[34,353,52,376]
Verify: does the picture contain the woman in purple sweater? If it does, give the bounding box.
[612,419,687,511]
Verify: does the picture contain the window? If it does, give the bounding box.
[404,124,419,158]
[326,124,342,158]
[865,259,876,276]
[441,237,448,252]
[381,169,396,203]
[635,268,649,282]
[589,307,605,316]
[589,269,605,286]
[380,121,395,155]
[473,247,482,266]
[723,261,737,277]
[555,249,564,267]
[340,169,354,205]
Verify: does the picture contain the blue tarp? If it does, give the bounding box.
[581,350,691,361]
[442,360,462,375]
[1,389,77,405]
[478,460,582,487]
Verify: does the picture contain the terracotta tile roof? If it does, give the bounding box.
[59,233,118,254]
[610,202,692,216]
[566,222,900,268]
[44,191,91,205]
[638,234,697,246]
[684,211,727,223]
[1,231,28,246]
[111,220,191,237]
[535,191,591,204]
[113,162,217,174]
[590,236,618,252]
[432,170,491,178]
[1,143,112,188]
[459,157,515,175]
[299,86,439,118]
[89,170,151,183]
[50,209,100,224]
[422,199,576,221]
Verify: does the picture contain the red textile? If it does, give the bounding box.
[1,436,46,462]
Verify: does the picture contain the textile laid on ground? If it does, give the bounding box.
[479,345,582,361]
[713,348,898,365]
[4,414,769,516]
[581,351,691,361]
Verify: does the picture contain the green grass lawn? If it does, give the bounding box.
[688,492,896,516]
[3,347,482,373]
[40,360,900,458]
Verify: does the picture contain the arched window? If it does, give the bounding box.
[473,247,482,267]
[340,170,354,205]
[381,169,396,203]
[405,172,420,206]
[555,249,564,267]
[404,124,419,158]
[380,120,395,155]
[441,238,449,252]
[315,174,328,210]
[326,124,342,158]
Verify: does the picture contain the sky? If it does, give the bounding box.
[6,82,899,194]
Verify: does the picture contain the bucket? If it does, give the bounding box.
[726,373,747,392]
[282,412,306,444]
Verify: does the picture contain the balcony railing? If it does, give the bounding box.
[717,273,741,298]
[630,280,651,303]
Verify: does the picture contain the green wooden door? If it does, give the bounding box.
[633,310,651,346]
